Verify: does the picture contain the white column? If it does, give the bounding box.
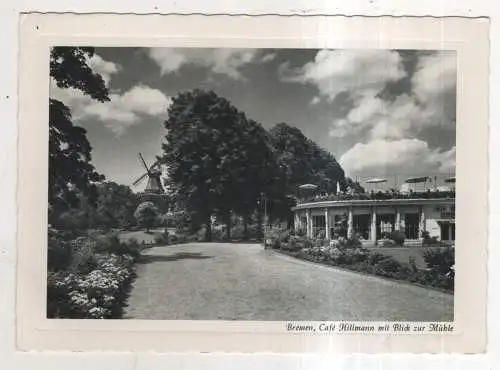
[370,206,377,242]
[419,206,426,240]
[294,212,300,232]
[306,209,312,239]
[324,208,330,240]
[347,207,354,238]
[395,208,401,231]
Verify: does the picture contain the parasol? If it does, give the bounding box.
[298,184,318,190]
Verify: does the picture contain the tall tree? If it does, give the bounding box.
[48,47,109,223]
[162,89,248,241]
[269,122,347,196]
[231,118,279,238]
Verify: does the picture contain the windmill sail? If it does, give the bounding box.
[133,153,164,194]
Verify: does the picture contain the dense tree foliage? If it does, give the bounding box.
[50,47,109,102]
[51,181,140,231]
[162,89,276,241]
[268,123,346,196]
[94,182,140,229]
[49,47,109,223]
[49,99,104,215]
[134,202,160,232]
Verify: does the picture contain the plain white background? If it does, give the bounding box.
[0,1,497,369]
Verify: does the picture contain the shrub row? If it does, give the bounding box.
[151,224,263,246]
[266,228,454,292]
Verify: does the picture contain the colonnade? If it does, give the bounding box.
[295,205,427,242]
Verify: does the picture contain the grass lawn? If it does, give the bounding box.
[365,246,450,269]
[118,229,164,244]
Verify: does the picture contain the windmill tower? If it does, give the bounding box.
[132,153,164,195]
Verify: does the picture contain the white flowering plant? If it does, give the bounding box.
[47,252,137,319]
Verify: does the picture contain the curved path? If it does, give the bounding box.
[124,243,453,321]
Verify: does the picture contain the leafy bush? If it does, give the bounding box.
[335,248,369,265]
[47,230,73,272]
[345,234,363,248]
[230,223,261,240]
[281,235,310,252]
[368,252,389,265]
[390,230,405,246]
[265,228,292,249]
[315,229,326,239]
[294,228,307,237]
[374,257,403,275]
[379,238,397,247]
[421,230,441,246]
[134,202,160,231]
[422,247,455,274]
[92,232,141,259]
[175,234,188,244]
[154,230,170,245]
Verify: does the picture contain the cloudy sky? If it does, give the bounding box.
[50,47,456,191]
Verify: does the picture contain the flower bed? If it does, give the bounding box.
[47,229,140,319]
[266,229,454,293]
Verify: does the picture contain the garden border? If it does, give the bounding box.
[270,248,455,296]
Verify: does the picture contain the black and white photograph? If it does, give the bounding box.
[46,46,456,322]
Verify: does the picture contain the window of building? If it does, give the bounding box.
[441,205,455,219]
[439,222,455,241]
[312,215,326,238]
[404,213,420,239]
[332,214,348,238]
[377,214,395,239]
[353,214,370,240]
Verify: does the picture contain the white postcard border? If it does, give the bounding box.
[16,14,489,353]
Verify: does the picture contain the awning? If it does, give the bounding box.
[405,176,430,183]
[365,178,387,184]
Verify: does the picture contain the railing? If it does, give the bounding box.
[296,190,456,204]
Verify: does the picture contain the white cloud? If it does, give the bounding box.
[87,54,121,86]
[310,96,321,105]
[339,139,456,175]
[327,51,457,140]
[413,51,457,104]
[147,48,264,79]
[76,85,171,135]
[50,53,171,135]
[261,53,277,63]
[283,49,406,102]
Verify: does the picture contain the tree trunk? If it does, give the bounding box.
[225,211,231,240]
[256,209,263,241]
[243,213,249,240]
[205,214,212,242]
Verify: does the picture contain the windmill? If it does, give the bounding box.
[132,153,164,194]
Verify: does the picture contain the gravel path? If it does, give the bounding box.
[124,243,454,321]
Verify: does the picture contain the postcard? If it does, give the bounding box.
[16,14,489,353]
